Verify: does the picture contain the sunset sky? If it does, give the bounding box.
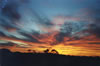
[0,0,100,56]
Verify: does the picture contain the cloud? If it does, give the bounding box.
[89,24,100,38]
[0,0,100,56]
[0,42,15,47]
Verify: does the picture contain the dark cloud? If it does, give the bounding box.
[0,31,6,36]
[88,8,100,37]
[38,46,48,48]
[1,0,21,22]
[19,32,40,43]
[88,42,100,44]
[0,42,15,47]
[16,45,30,48]
[0,0,100,49]
[90,24,100,38]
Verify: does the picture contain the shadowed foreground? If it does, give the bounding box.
[0,49,100,66]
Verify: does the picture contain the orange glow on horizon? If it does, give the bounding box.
[0,33,100,57]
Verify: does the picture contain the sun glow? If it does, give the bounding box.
[0,32,100,57]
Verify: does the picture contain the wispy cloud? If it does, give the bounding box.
[0,0,100,56]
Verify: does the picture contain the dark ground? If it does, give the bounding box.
[0,49,100,66]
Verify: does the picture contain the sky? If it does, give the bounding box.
[0,0,100,56]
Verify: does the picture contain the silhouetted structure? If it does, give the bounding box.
[28,49,31,53]
[32,50,36,53]
[44,49,59,54]
[44,49,49,53]
[51,49,59,54]
[1,49,100,66]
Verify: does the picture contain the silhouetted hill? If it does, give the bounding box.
[0,49,100,66]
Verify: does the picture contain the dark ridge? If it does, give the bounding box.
[0,49,100,66]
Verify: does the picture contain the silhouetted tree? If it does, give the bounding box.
[32,50,36,53]
[44,49,49,53]
[28,49,31,53]
[51,49,59,54]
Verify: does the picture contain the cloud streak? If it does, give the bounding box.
[0,0,100,56]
